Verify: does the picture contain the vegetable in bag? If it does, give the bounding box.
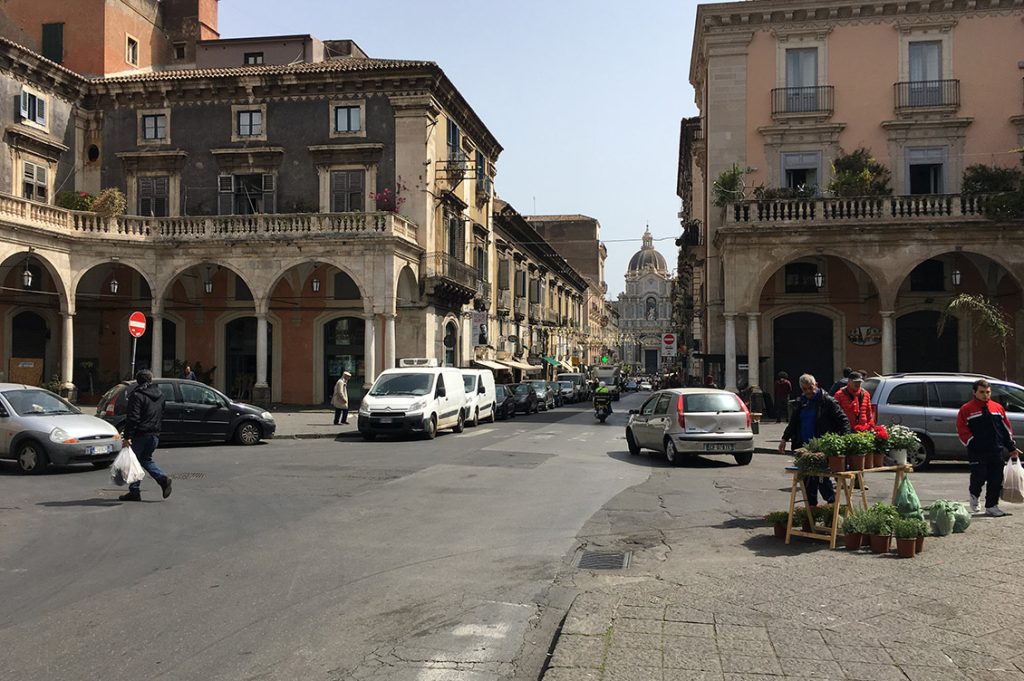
[928,499,956,536]
[895,476,924,521]
[1002,457,1024,504]
[952,502,971,533]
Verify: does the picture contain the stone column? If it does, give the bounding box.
[61,312,74,394]
[384,313,396,371]
[746,312,760,388]
[151,313,163,378]
[462,312,472,366]
[363,313,377,388]
[255,313,269,396]
[881,311,895,374]
[724,313,737,391]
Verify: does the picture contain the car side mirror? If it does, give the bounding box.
[436,387,446,398]
[629,409,639,415]
[478,385,486,394]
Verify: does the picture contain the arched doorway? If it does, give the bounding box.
[323,316,365,404]
[225,317,272,401]
[443,321,458,367]
[11,311,48,384]
[773,312,833,389]
[897,311,957,372]
[134,316,177,375]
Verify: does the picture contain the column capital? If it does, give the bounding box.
[880,310,895,318]
[723,312,738,320]
[383,312,397,320]
[746,311,761,319]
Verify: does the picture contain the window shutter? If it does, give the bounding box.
[20,90,29,119]
[154,175,169,196]
[36,164,47,184]
[218,175,233,193]
[261,173,275,192]
[23,162,34,182]
[35,97,45,125]
[218,175,233,215]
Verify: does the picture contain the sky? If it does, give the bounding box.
[218,1,700,298]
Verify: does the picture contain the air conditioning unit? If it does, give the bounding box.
[398,358,438,367]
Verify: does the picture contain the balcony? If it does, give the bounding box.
[476,176,492,203]
[474,277,491,308]
[0,193,419,245]
[770,86,835,118]
[529,303,541,322]
[420,251,478,303]
[724,194,991,227]
[514,297,527,320]
[894,79,959,112]
[496,288,511,312]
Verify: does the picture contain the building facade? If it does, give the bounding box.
[617,229,675,375]
[682,0,1024,391]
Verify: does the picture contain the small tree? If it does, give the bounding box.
[937,293,1013,379]
[92,188,127,218]
[827,148,892,197]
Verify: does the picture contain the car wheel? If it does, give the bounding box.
[488,403,496,423]
[452,411,466,433]
[469,408,478,427]
[234,421,262,446]
[626,429,641,456]
[362,432,377,441]
[423,415,438,440]
[909,437,933,471]
[17,441,48,475]
[734,452,753,466]
[665,438,681,465]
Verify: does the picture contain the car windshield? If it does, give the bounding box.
[495,385,506,398]
[558,381,572,388]
[369,373,434,396]
[514,384,531,395]
[529,381,547,390]
[3,389,81,416]
[463,375,477,392]
[684,393,741,413]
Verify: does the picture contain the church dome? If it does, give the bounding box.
[627,229,668,273]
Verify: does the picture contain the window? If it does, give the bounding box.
[244,52,264,65]
[887,382,928,407]
[334,106,360,133]
[19,89,46,127]
[180,383,223,406]
[931,382,973,409]
[218,174,276,215]
[22,160,47,202]
[908,41,942,106]
[126,36,139,66]
[447,118,460,157]
[993,384,1024,414]
[514,270,526,297]
[909,259,944,291]
[645,297,658,321]
[137,176,169,217]
[443,323,458,367]
[781,151,821,191]
[446,211,463,258]
[173,43,186,60]
[641,396,658,415]
[330,170,365,212]
[907,147,946,195]
[784,48,818,112]
[498,259,510,290]
[155,382,177,402]
[42,23,63,63]
[473,245,487,279]
[784,262,819,293]
[141,114,167,141]
[237,110,263,137]
[653,394,671,415]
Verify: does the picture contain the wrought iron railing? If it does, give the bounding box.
[514,298,527,318]
[724,194,992,226]
[420,252,478,290]
[529,303,541,321]
[894,79,960,110]
[496,289,511,311]
[771,85,835,116]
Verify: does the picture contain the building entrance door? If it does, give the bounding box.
[644,349,659,374]
[897,311,957,372]
[10,311,47,384]
[225,317,272,401]
[323,317,365,405]
[773,312,833,390]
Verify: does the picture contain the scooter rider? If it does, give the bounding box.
[595,381,612,414]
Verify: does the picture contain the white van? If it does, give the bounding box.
[357,360,468,440]
[460,369,497,426]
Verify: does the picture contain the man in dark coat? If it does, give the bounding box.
[778,373,851,505]
[120,370,172,502]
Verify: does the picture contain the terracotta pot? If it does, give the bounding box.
[896,537,916,558]
[774,523,786,539]
[915,535,924,553]
[828,456,846,474]
[848,453,866,471]
[869,533,891,554]
[874,452,887,468]
[844,532,863,551]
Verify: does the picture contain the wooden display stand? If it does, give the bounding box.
[784,464,913,549]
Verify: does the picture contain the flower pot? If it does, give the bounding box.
[891,449,908,466]
[847,453,866,471]
[843,532,863,551]
[869,533,891,554]
[896,537,916,558]
[828,456,846,474]
[915,535,924,553]
[874,452,887,468]
[774,523,786,539]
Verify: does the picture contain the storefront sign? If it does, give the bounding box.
[847,326,881,346]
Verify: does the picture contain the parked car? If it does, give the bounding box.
[98,378,277,446]
[862,372,1024,469]
[460,369,497,426]
[0,385,123,474]
[494,384,517,420]
[556,372,590,401]
[638,380,653,391]
[625,388,754,466]
[623,379,639,392]
[358,361,467,440]
[529,380,556,411]
[557,380,577,404]
[549,381,565,407]
[511,383,539,414]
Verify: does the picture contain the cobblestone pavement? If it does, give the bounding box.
[543,510,1024,681]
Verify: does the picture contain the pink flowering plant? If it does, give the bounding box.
[370,178,408,213]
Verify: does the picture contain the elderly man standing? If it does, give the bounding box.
[778,373,851,506]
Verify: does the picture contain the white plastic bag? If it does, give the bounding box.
[110,445,146,487]
[1002,457,1024,504]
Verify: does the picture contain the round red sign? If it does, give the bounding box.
[663,333,675,344]
[128,311,147,338]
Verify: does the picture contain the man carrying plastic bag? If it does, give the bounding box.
[956,379,1022,516]
[110,444,146,487]
[118,370,172,502]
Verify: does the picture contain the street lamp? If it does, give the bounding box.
[311,262,321,292]
[21,260,32,289]
[109,275,119,294]
[951,268,962,287]
[813,271,824,289]
[203,267,213,294]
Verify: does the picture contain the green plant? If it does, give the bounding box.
[893,518,920,539]
[813,504,848,525]
[817,432,846,458]
[846,431,876,456]
[804,436,824,453]
[92,187,128,217]
[56,190,95,211]
[871,503,900,526]
[827,148,892,197]
[712,164,750,207]
[886,424,922,451]
[910,518,929,537]
[842,511,867,534]
[938,294,1013,379]
[764,510,789,526]
[795,451,828,475]
[962,164,1022,195]
[41,374,64,394]
[983,191,1024,221]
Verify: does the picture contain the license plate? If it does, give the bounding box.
[704,443,735,452]
[378,417,393,424]
[88,445,112,455]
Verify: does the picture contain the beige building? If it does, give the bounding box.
[682,0,1024,391]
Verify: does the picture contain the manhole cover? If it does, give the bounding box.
[170,472,205,480]
[576,550,631,570]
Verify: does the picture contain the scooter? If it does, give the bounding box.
[593,394,612,423]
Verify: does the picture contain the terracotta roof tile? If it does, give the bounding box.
[95,57,437,83]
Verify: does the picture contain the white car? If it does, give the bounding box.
[638,381,653,391]
[460,369,497,426]
[358,361,468,440]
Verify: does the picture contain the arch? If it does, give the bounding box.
[396,265,419,307]
[213,310,283,402]
[896,309,960,373]
[762,304,845,391]
[0,249,70,312]
[70,257,155,303]
[260,258,368,311]
[743,248,885,313]
[442,317,459,367]
[314,314,366,405]
[155,260,260,305]
[5,307,60,384]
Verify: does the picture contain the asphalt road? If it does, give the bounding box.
[0,395,654,681]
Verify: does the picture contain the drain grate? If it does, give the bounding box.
[169,472,205,480]
[576,550,631,570]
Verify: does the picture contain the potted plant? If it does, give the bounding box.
[845,431,871,471]
[893,518,919,558]
[887,425,922,466]
[871,424,889,469]
[865,503,898,553]
[818,433,846,474]
[911,517,929,554]
[795,451,828,477]
[765,510,790,539]
[813,503,847,528]
[842,511,866,550]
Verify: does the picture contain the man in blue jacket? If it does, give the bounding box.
[957,379,1022,516]
[778,373,851,505]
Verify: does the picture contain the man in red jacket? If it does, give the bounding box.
[957,379,1022,516]
[834,372,873,431]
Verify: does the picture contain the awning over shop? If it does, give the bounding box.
[543,356,560,366]
[499,359,541,372]
[473,359,508,371]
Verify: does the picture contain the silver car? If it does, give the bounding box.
[0,384,122,474]
[625,388,754,466]
[529,380,556,411]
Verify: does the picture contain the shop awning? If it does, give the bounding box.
[543,356,560,366]
[473,359,508,371]
[499,359,541,372]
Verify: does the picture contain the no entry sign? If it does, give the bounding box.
[128,311,147,338]
[661,333,677,357]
